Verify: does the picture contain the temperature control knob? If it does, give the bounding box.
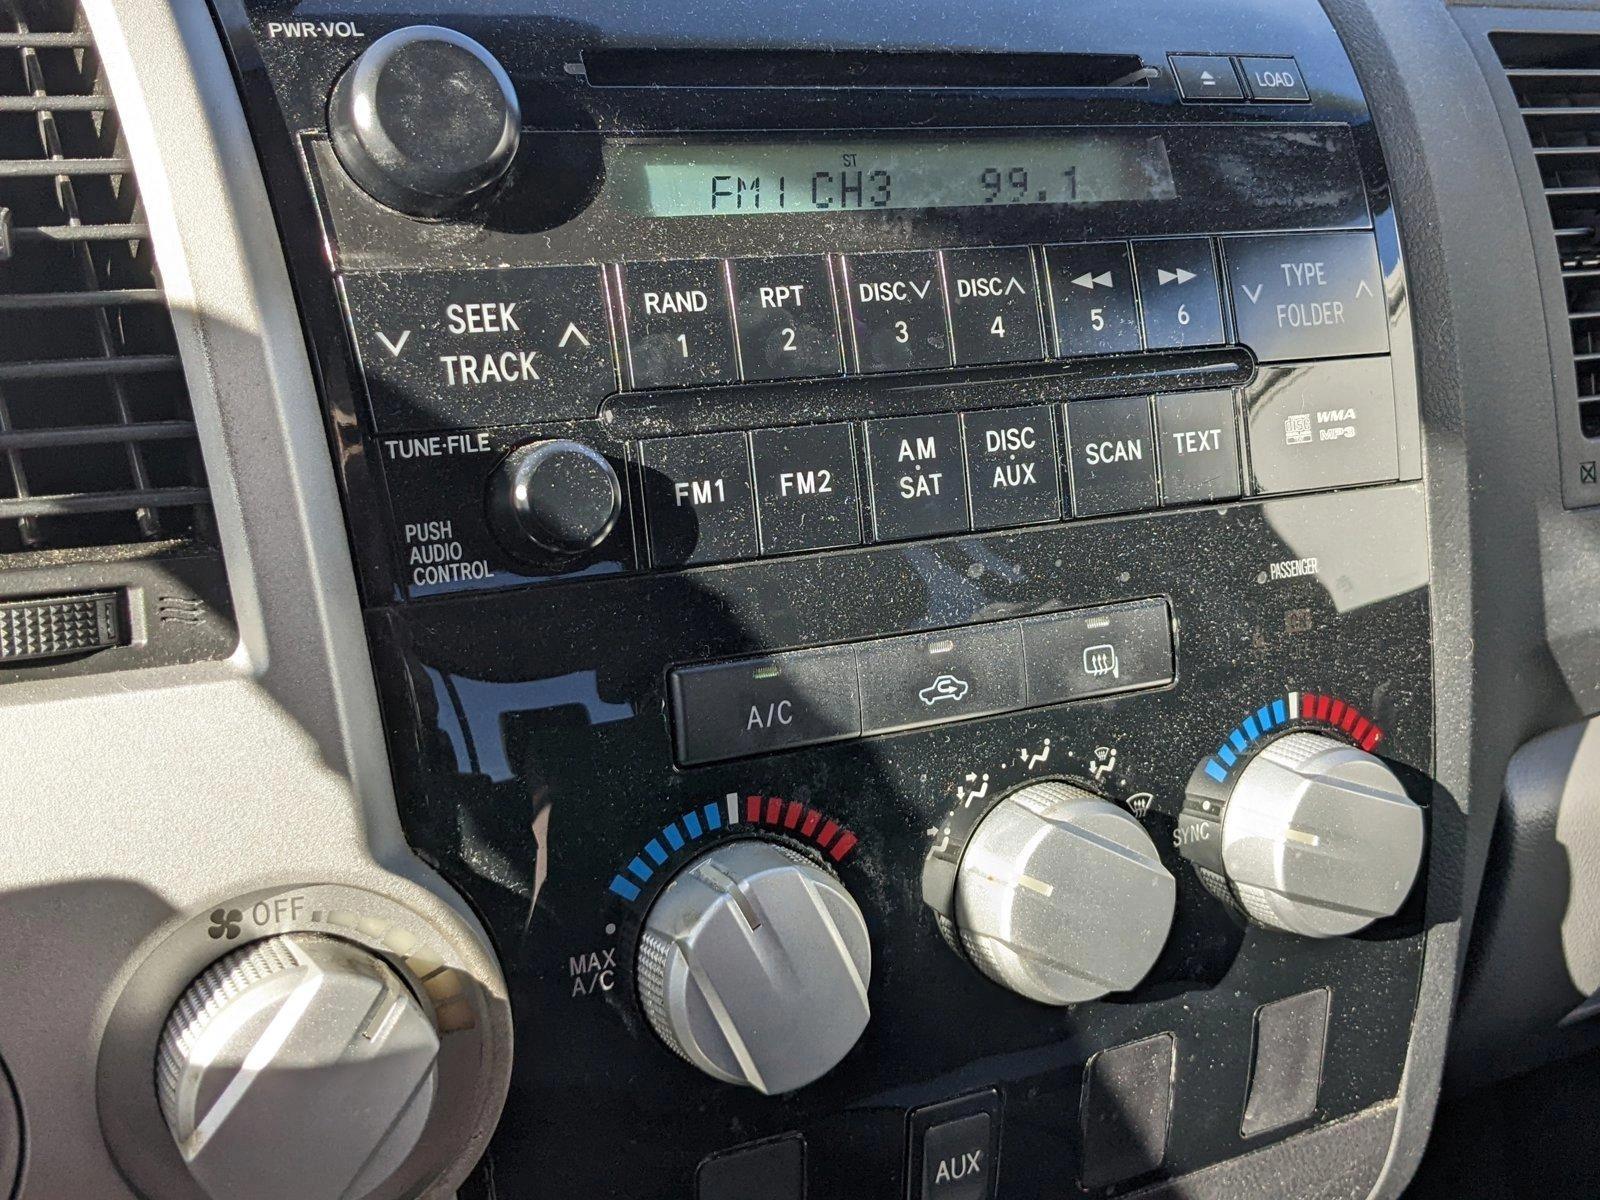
[489,439,622,556]
[636,840,871,1095]
[156,933,440,1200]
[329,26,521,217]
[951,781,1176,1006]
[1180,731,1424,938]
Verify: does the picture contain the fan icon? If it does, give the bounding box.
[207,908,243,940]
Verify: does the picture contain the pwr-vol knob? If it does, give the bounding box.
[636,840,871,1095]
[156,933,440,1200]
[949,781,1176,1006]
[329,26,521,217]
[488,438,622,556]
[1179,731,1424,938]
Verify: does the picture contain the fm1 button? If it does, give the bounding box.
[1044,243,1142,357]
[640,432,758,566]
[864,413,970,542]
[1156,390,1242,505]
[751,423,862,554]
[943,246,1046,366]
[1132,239,1225,349]
[962,406,1061,530]
[620,259,738,389]
[730,256,844,381]
[1063,397,1159,517]
[1223,232,1389,362]
[843,251,952,372]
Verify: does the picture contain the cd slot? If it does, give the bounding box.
[578,48,1151,90]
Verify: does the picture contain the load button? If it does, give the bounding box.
[1223,232,1389,363]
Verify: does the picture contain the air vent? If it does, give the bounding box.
[0,0,211,557]
[1494,32,1600,445]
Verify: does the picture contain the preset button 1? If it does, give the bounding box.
[843,251,952,373]
[1223,232,1389,362]
[864,413,970,542]
[962,406,1061,530]
[751,423,862,554]
[1044,242,1143,358]
[620,259,739,389]
[640,432,758,566]
[730,255,844,381]
[342,265,616,432]
[943,246,1046,366]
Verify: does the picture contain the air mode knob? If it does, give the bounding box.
[156,933,440,1200]
[950,781,1176,1006]
[329,25,521,217]
[636,840,872,1096]
[1180,731,1425,938]
[489,438,622,556]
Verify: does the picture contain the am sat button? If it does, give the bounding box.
[943,246,1046,366]
[1063,397,1159,517]
[341,265,617,432]
[1021,599,1174,706]
[857,622,1025,736]
[751,423,862,554]
[620,259,739,389]
[962,406,1061,530]
[640,432,758,566]
[730,255,843,381]
[1223,232,1388,362]
[843,250,952,373]
[864,413,970,542]
[671,648,861,767]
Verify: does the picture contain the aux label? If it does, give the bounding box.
[934,1149,985,1185]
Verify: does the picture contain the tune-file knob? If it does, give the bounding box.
[1179,731,1424,937]
[949,780,1176,1006]
[636,840,871,1095]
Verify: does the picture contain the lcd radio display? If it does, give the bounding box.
[606,132,1179,217]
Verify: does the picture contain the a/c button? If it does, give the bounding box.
[670,646,862,766]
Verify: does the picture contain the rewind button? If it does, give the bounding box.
[1044,242,1143,357]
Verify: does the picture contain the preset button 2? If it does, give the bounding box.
[752,423,862,554]
[730,255,844,381]
[943,246,1046,366]
[864,413,970,542]
[620,259,739,388]
[1044,242,1143,357]
[342,265,616,432]
[843,251,952,373]
[640,432,758,566]
[962,406,1061,530]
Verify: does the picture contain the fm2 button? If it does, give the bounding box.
[640,432,758,566]
[1223,232,1389,362]
[844,251,952,373]
[962,406,1061,530]
[1044,243,1142,357]
[620,259,739,389]
[730,256,844,381]
[943,246,1046,366]
[864,414,970,542]
[751,423,863,554]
